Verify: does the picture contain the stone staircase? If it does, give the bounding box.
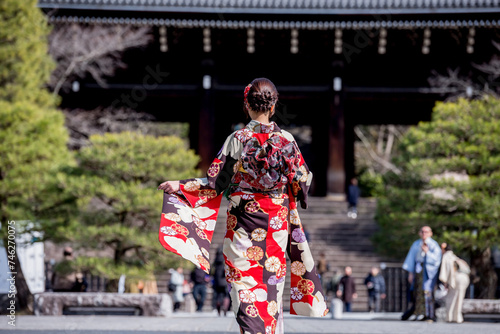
[158,197,397,312]
[296,197,392,311]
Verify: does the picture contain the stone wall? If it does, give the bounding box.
[34,292,172,317]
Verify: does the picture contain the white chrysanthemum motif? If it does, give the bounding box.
[192,215,207,230]
[290,287,304,301]
[238,289,257,303]
[265,256,281,273]
[241,193,254,200]
[276,263,286,279]
[269,216,284,230]
[271,197,285,205]
[290,261,306,276]
[201,247,209,259]
[160,226,177,236]
[163,213,181,222]
[289,209,301,225]
[251,228,267,242]
[267,301,278,316]
[184,180,200,192]
[298,165,308,182]
[235,128,253,142]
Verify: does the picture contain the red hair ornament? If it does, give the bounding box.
[243,84,252,103]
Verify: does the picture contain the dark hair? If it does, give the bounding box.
[244,78,278,116]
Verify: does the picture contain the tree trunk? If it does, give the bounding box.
[471,248,498,299]
[2,234,33,313]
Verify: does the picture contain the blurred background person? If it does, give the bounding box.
[191,265,209,312]
[336,266,357,312]
[402,226,441,321]
[211,248,230,316]
[316,252,329,288]
[169,266,185,312]
[51,246,86,292]
[439,244,470,323]
[364,266,386,312]
[347,178,360,219]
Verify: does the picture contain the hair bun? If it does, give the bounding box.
[245,78,278,114]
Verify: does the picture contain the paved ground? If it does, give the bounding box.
[1,312,499,334]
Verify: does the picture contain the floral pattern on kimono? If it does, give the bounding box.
[159,120,328,334]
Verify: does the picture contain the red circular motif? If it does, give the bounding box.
[226,267,242,282]
[245,201,260,213]
[297,279,315,295]
[246,246,264,261]
[196,228,207,240]
[277,207,288,220]
[245,305,258,318]
[171,224,189,236]
[227,214,237,230]
[207,163,221,177]
[196,255,210,271]
[199,189,217,199]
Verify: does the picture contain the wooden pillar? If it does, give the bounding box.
[311,105,329,196]
[327,75,346,195]
[198,60,215,172]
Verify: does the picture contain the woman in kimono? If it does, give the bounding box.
[158,78,328,334]
[439,244,470,323]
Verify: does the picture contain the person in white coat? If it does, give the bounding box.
[439,244,470,323]
[169,267,185,311]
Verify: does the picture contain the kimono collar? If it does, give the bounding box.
[247,120,276,134]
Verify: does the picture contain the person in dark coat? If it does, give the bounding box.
[347,178,360,219]
[364,266,386,312]
[336,266,357,312]
[211,248,230,316]
[191,266,209,312]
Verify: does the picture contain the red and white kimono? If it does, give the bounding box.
[159,120,328,334]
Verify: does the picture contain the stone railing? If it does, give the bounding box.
[462,299,500,314]
[34,292,172,317]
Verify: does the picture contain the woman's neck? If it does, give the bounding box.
[252,114,271,124]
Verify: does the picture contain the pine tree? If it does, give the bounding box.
[0,0,73,311]
[0,0,56,106]
[375,96,500,298]
[59,132,199,290]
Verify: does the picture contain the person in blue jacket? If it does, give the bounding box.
[402,226,441,321]
[364,266,386,312]
[347,178,360,219]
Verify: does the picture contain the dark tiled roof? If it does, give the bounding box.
[38,0,500,14]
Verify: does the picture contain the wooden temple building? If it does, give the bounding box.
[38,0,500,196]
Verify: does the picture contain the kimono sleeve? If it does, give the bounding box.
[402,240,420,273]
[159,133,240,273]
[179,133,240,208]
[290,141,313,209]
